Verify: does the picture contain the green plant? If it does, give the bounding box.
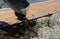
[24,19,28,28]
[5,34,10,39]
[23,19,29,39]
[46,18,52,28]
[47,19,50,27]
[23,34,28,39]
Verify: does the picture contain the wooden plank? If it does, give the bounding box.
[0,0,60,24]
[0,9,19,24]
[26,0,60,19]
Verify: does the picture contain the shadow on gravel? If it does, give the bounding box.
[0,20,38,38]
